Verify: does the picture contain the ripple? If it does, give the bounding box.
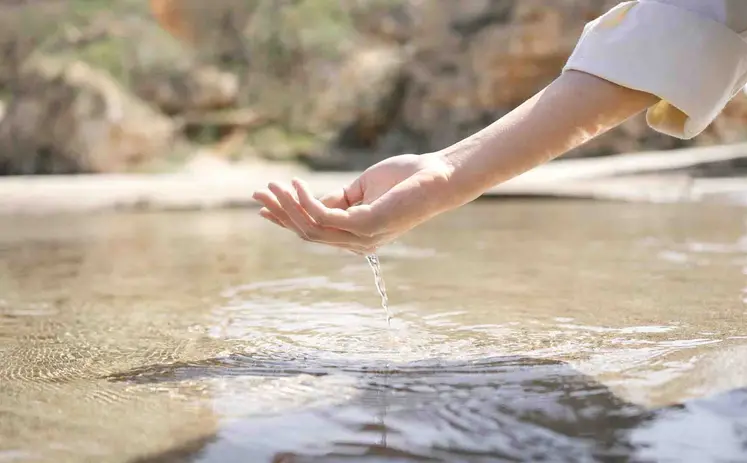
[222,277,362,298]
[0,450,36,463]
[114,353,644,461]
[106,354,569,384]
[554,323,677,334]
[5,202,747,462]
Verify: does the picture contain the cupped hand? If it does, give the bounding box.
[252,153,453,255]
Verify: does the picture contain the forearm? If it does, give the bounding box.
[434,70,659,207]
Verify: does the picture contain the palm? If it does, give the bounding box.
[253,152,449,254]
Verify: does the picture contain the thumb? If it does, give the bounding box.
[314,176,365,210]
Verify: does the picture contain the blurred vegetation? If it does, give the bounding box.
[0,0,744,175]
[0,0,409,174]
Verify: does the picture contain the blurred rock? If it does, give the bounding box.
[2,0,744,175]
[346,0,415,45]
[132,64,239,115]
[297,0,624,168]
[698,90,747,147]
[0,56,177,175]
[293,42,409,169]
[149,0,256,63]
[300,0,747,169]
[0,1,67,90]
[313,44,408,143]
[311,0,625,163]
[409,0,682,156]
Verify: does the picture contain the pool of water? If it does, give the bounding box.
[1,200,747,462]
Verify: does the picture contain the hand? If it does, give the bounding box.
[252,153,453,255]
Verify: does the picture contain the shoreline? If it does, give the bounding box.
[2,144,747,216]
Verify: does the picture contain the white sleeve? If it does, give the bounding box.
[563,0,747,140]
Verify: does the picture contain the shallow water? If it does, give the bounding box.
[1,200,747,462]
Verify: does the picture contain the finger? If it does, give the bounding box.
[270,182,380,252]
[252,189,302,234]
[259,207,287,229]
[293,178,376,236]
[269,182,374,250]
[318,177,364,210]
[260,204,369,253]
[259,207,285,228]
[267,182,317,240]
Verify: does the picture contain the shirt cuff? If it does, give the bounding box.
[563,0,747,139]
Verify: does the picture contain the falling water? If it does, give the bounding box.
[366,254,391,326]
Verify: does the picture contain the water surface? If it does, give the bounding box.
[1,200,747,462]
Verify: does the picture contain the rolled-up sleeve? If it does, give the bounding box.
[563,0,747,139]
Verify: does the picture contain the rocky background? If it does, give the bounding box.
[1,0,746,175]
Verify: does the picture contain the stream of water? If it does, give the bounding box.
[366,254,391,326]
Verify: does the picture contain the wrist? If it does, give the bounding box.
[428,145,494,207]
[420,149,484,210]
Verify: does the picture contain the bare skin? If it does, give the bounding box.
[253,70,659,255]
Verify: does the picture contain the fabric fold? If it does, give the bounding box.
[563,0,747,139]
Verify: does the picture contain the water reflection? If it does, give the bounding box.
[110,355,639,461]
[114,354,747,462]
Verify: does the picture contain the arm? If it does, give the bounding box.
[345,70,657,235]
[257,72,653,251]
[431,70,658,209]
[255,0,747,253]
[434,0,747,209]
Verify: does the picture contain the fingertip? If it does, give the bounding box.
[269,181,290,192]
[293,180,316,205]
[291,177,306,192]
[267,183,290,200]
